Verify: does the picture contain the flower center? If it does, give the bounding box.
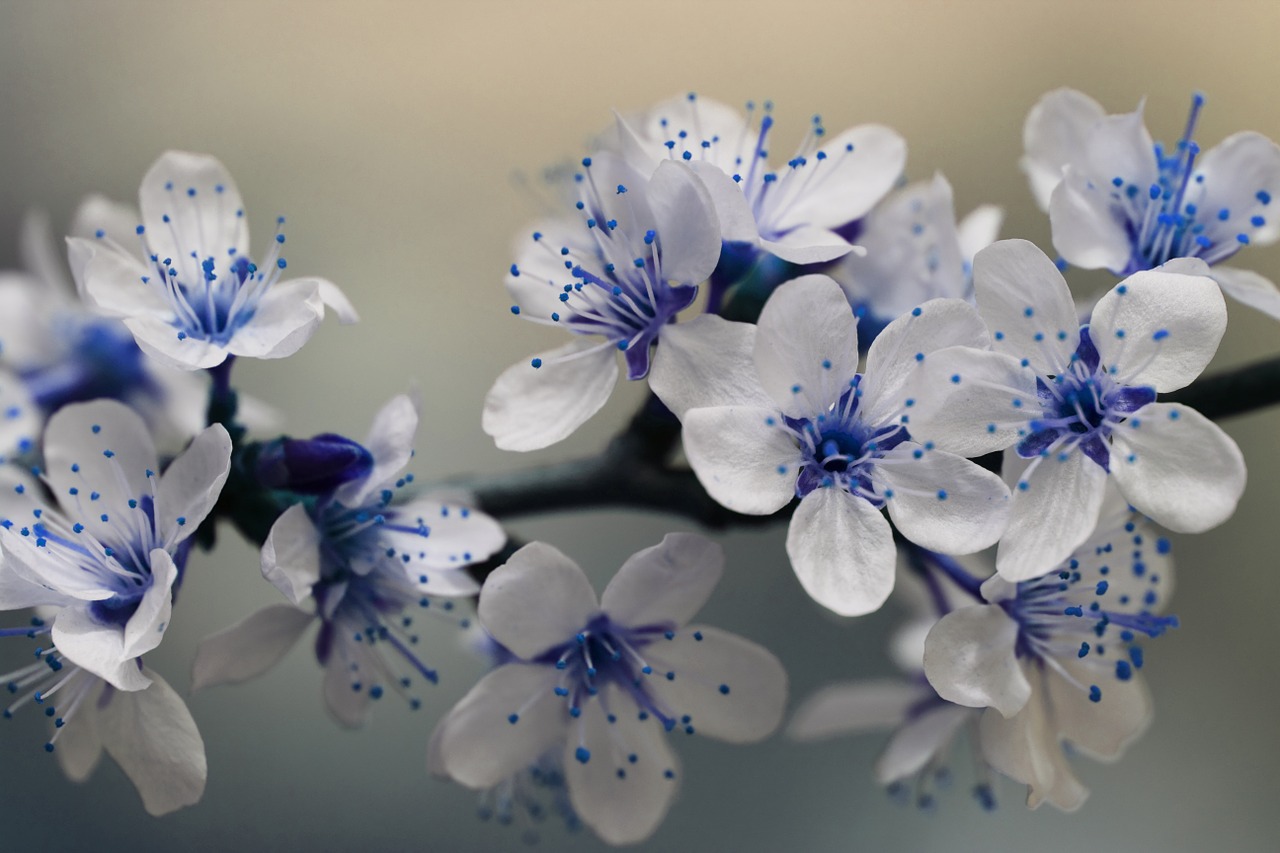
[20,321,155,413]
[786,385,909,500]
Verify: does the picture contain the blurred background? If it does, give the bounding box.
[1,0,1278,850]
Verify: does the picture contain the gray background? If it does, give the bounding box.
[1,1,1277,850]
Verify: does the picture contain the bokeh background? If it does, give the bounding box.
[1,0,1278,850]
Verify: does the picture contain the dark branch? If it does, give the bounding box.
[1161,353,1280,420]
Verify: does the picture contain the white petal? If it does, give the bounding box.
[600,533,723,628]
[922,605,1030,717]
[644,624,788,742]
[52,606,152,691]
[648,160,721,285]
[860,297,991,426]
[879,446,1011,555]
[957,204,1005,262]
[1211,266,1280,319]
[321,638,375,728]
[225,278,325,359]
[909,347,1040,456]
[686,160,760,244]
[43,400,160,545]
[98,668,207,816]
[1021,88,1107,210]
[0,367,39,463]
[996,452,1108,581]
[124,314,228,371]
[72,237,169,318]
[1195,131,1280,246]
[875,703,973,786]
[759,227,856,264]
[69,193,142,247]
[482,340,618,452]
[772,124,907,231]
[1068,485,1175,614]
[786,488,895,617]
[121,548,177,660]
[1081,106,1158,193]
[379,498,504,577]
[682,405,801,514]
[754,274,859,416]
[191,604,314,690]
[565,683,681,846]
[648,314,772,420]
[335,393,418,506]
[973,239,1080,373]
[1109,403,1245,533]
[1047,662,1151,762]
[20,210,72,293]
[1090,270,1225,392]
[435,664,567,788]
[138,151,250,280]
[787,680,930,741]
[54,678,104,782]
[979,693,1088,812]
[317,279,359,324]
[156,423,231,545]
[1048,169,1134,273]
[479,542,598,659]
[261,503,323,605]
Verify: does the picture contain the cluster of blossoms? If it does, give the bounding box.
[0,86,1272,845]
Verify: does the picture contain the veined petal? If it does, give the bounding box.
[51,606,152,692]
[139,151,250,280]
[72,237,170,318]
[979,690,1088,812]
[482,340,618,452]
[1090,269,1225,392]
[973,239,1080,374]
[644,624,788,743]
[649,315,772,420]
[648,160,722,285]
[686,160,760,244]
[996,451,1108,582]
[120,548,177,660]
[156,423,231,546]
[1109,403,1245,533]
[98,668,207,816]
[878,446,1011,555]
[754,275,860,416]
[479,542,599,659]
[1081,106,1159,196]
[875,703,974,786]
[382,497,504,576]
[759,227,856,265]
[191,604,315,690]
[261,503,323,605]
[787,680,931,741]
[1195,131,1280,246]
[1047,661,1151,761]
[682,405,801,515]
[565,683,681,846]
[859,297,991,426]
[224,278,325,359]
[124,314,228,371]
[601,533,723,628]
[435,663,567,788]
[1049,169,1134,273]
[923,604,1030,717]
[787,488,895,617]
[772,124,906,231]
[1211,266,1280,319]
[909,347,1041,457]
[1021,88,1108,210]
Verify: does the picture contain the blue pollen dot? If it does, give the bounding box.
[575,747,591,764]
[1079,642,1091,658]
[1096,580,1109,595]
[950,374,960,384]
[936,490,948,500]
[911,306,922,317]
[915,352,924,362]
[664,769,676,779]
[1115,660,1133,681]
[719,684,730,695]
[508,713,519,724]
[1089,685,1102,703]
[530,357,543,369]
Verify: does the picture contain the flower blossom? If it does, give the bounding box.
[192,394,505,726]
[649,274,1010,616]
[908,239,1245,580]
[485,158,721,451]
[430,534,788,845]
[828,173,1002,345]
[0,399,231,814]
[1023,88,1280,318]
[923,487,1176,811]
[68,150,357,371]
[612,92,906,265]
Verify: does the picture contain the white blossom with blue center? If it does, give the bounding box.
[192,394,505,727]
[611,92,906,266]
[829,173,1003,346]
[649,274,1011,616]
[1022,88,1280,319]
[430,534,788,846]
[908,239,1245,581]
[485,157,722,452]
[922,487,1175,811]
[66,150,357,371]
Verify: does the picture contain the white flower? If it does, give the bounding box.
[922,488,1176,811]
[0,204,210,458]
[909,239,1245,580]
[192,394,505,727]
[430,534,788,845]
[828,173,1002,343]
[1022,88,1280,319]
[67,151,357,371]
[649,274,1011,616]
[0,400,231,691]
[485,158,721,451]
[612,92,906,265]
